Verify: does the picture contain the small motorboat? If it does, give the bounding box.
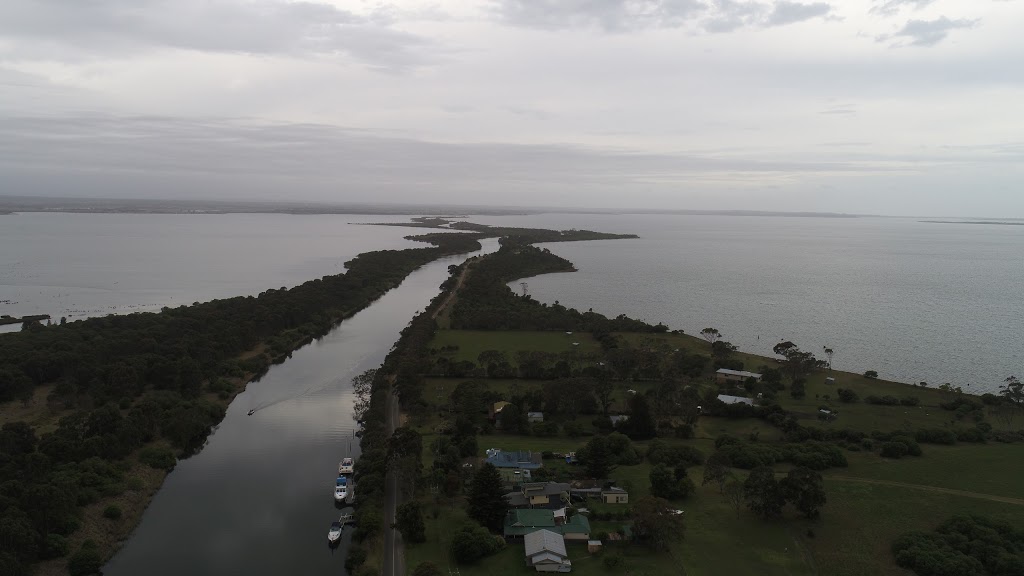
[338,457,354,475]
[328,521,343,544]
[247,409,255,416]
[334,477,348,502]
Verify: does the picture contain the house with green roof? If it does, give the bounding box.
[504,508,591,541]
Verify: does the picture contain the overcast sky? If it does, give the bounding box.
[0,0,1021,216]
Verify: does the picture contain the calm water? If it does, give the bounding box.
[471,214,1023,394]
[0,213,426,325]
[104,238,499,576]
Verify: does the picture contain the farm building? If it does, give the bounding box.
[715,368,763,385]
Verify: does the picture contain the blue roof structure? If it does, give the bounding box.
[485,449,543,470]
[336,476,348,486]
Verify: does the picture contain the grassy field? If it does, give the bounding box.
[410,327,1024,576]
[808,479,1024,576]
[431,330,602,363]
[828,442,1024,500]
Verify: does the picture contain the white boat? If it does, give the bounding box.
[338,457,354,475]
[328,521,343,544]
[334,476,348,502]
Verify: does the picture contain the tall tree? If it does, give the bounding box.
[700,328,721,345]
[631,496,685,551]
[622,393,656,440]
[467,463,508,533]
[744,466,785,519]
[701,452,730,493]
[650,464,694,500]
[780,466,826,519]
[724,478,744,518]
[772,342,824,382]
[580,435,616,479]
[822,347,835,370]
[594,376,614,416]
[395,501,426,543]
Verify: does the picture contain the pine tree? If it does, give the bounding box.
[467,463,508,532]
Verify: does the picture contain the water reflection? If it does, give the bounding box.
[105,239,498,576]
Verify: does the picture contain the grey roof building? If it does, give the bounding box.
[505,482,571,509]
[524,529,571,572]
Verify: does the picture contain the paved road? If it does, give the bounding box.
[382,378,405,576]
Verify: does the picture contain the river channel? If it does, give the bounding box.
[104,238,499,576]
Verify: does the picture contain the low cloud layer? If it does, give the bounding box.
[0,0,431,70]
[0,0,1020,216]
[491,0,834,32]
[879,16,978,47]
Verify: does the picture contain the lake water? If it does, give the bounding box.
[3,211,1018,391]
[470,213,1023,394]
[103,237,499,576]
[0,213,426,329]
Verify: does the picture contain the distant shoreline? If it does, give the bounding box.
[0,196,866,218]
[921,220,1024,226]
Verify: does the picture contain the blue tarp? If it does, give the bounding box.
[336,477,348,485]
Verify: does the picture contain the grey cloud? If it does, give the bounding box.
[879,16,978,47]
[0,0,432,70]
[767,1,831,26]
[702,0,767,32]
[819,105,856,115]
[491,0,830,32]
[491,0,708,32]
[0,115,901,204]
[870,0,935,17]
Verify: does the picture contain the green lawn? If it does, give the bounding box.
[431,330,602,364]
[827,442,1024,500]
[407,328,1024,576]
[807,479,1024,576]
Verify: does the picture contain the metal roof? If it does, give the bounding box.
[716,368,763,378]
[524,529,567,558]
[717,394,755,405]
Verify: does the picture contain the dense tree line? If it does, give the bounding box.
[893,515,1024,576]
[0,232,481,576]
[0,233,481,406]
[450,242,664,333]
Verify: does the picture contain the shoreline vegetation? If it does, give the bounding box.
[921,220,1024,226]
[0,219,636,576]
[351,221,1024,576]
[2,217,1020,576]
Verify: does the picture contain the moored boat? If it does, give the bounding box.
[328,521,343,544]
[334,476,348,502]
[338,457,354,475]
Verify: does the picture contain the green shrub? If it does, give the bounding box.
[67,548,103,576]
[103,505,122,520]
[138,446,176,470]
[880,442,908,458]
[603,555,622,568]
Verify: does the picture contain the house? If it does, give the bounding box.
[587,540,602,554]
[504,509,591,541]
[601,487,629,504]
[486,449,544,470]
[716,394,755,406]
[506,482,571,509]
[524,529,571,572]
[715,368,763,385]
[528,411,544,423]
[490,401,511,420]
